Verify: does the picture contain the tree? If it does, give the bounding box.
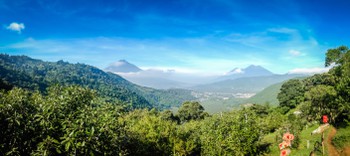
[0,85,129,155]
[0,88,41,155]
[121,109,176,156]
[325,46,348,67]
[324,46,350,124]
[0,79,13,91]
[277,79,304,110]
[326,46,349,65]
[305,85,337,123]
[160,110,179,123]
[177,101,208,123]
[200,109,262,155]
[303,73,336,91]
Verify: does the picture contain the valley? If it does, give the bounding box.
[104,59,307,113]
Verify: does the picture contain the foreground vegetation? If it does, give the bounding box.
[0,85,271,155]
[332,126,350,151]
[1,46,350,155]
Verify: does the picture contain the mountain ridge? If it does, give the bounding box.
[105,60,192,89]
[104,60,282,89]
[192,74,305,93]
[105,59,142,73]
[219,65,275,81]
[0,54,195,109]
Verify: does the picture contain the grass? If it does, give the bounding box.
[263,124,332,156]
[332,124,350,150]
[298,124,331,156]
[261,131,280,155]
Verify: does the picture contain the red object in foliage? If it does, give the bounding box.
[323,115,328,123]
[281,150,287,156]
[279,141,290,150]
[283,132,294,141]
[280,149,291,156]
[279,132,294,156]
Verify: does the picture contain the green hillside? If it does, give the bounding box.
[244,76,308,106]
[0,54,195,109]
[244,82,283,106]
[199,82,285,113]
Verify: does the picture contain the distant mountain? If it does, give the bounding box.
[0,54,195,109]
[105,60,191,89]
[105,59,142,73]
[218,65,274,81]
[192,74,304,93]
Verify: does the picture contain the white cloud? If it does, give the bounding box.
[116,66,216,84]
[117,69,172,78]
[225,68,244,75]
[268,27,297,34]
[5,37,271,75]
[26,37,35,41]
[4,34,322,75]
[139,66,205,75]
[6,22,25,33]
[288,67,330,75]
[289,49,302,56]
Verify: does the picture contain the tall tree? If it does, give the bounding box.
[0,88,41,155]
[177,101,208,123]
[277,79,304,110]
[305,85,337,123]
[325,46,350,123]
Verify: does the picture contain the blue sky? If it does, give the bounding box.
[1,0,350,75]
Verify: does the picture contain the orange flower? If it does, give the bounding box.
[281,150,287,156]
[279,141,290,150]
[279,143,284,150]
[280,149,291,156]
[283,132,294,141]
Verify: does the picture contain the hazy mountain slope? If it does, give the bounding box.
[0,54,195,109]
[218,65,274,81]
[105,60,190,89]
[193,74,303,93]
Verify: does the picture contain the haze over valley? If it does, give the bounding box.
[103,59,321,112]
